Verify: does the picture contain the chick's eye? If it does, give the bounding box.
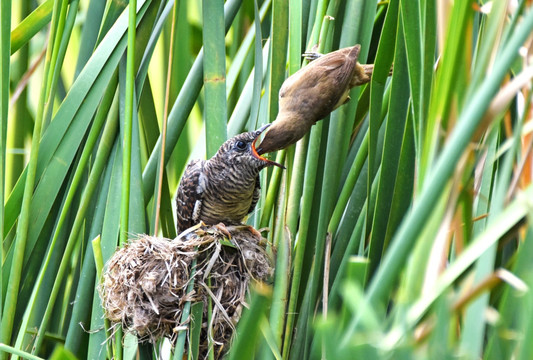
[235,140,247,151]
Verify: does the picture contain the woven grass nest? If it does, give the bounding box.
[100,224,274,355]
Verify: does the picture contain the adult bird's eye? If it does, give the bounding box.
[235,140,247,151]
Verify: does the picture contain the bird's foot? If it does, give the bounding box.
[176,222,206,241]
[213,223,233,239]
[302,44,322,61]
[351,63,394,87]
[302,51,322,61]
[225,224,264,239]
[246,225,264,239]
[350,63,373,87]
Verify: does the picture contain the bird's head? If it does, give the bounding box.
[214,124,285,170]
[254,112,311,155]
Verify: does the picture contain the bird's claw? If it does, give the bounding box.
[214,223,232,239]
[302,51,322,61]
[246,225,263,239]
[225,224,264,240]
[302,44,321,61]
[176,222,206,241]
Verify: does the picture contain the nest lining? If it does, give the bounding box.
[100,225,274,353]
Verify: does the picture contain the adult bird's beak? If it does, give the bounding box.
[252,123,270,155]
[252,124,285,169]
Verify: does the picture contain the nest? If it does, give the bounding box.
[100,225,274,356]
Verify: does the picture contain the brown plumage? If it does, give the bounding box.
[256,44,378,154]
[175,125,284,234]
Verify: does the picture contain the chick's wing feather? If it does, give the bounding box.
[248,175,261,214]
[176,159,206,233]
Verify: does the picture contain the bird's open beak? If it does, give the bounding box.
[252,124,285,169]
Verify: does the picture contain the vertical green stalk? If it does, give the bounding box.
[10,0,54,55]
[288,0,302,75]
[226,0,271,104]
[117,3,139,355]
[367,17,409,277]
[267,173,290,351]
[285,125,323,360]
[173,258,197,360]
[202,0,228,157]
[6,0,29,196]
[43,0,81,130]
[420,0,436,149]
[307,0,328,48]
[267,0,289,123]
[284,8,331,358]
[281,137,307,359]
[366,0,397,219]
[91,236,113,360]
[333,0,377,185]
[285,0,303,237]
[248,0,263,129]
[40,0,64,105]
[285,143,306,237]
[207,285,215,360]
[260,9,289,351]
[0,0,9,209]
[74,0,106,76]
[294,8,338,356]
[0,0,11,340]
[459,82,524,357]
[121,0,137,245]
[154,0,178,235]
[228,40,270,137]
[328,132,369,235]
[280,2,310,352]
[41,0,68,131]
[0,0,62,352]
[228,285,272,360]
[399,0,422,136]
[259,151,285,228]
[421,0,471,187]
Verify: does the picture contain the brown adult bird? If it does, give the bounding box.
[175,124,284,234]
[256,44,379,154]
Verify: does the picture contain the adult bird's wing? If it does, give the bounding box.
[176,159,206,234]
[278,45,360,121]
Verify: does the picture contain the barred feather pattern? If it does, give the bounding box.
[176,130,270,234]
